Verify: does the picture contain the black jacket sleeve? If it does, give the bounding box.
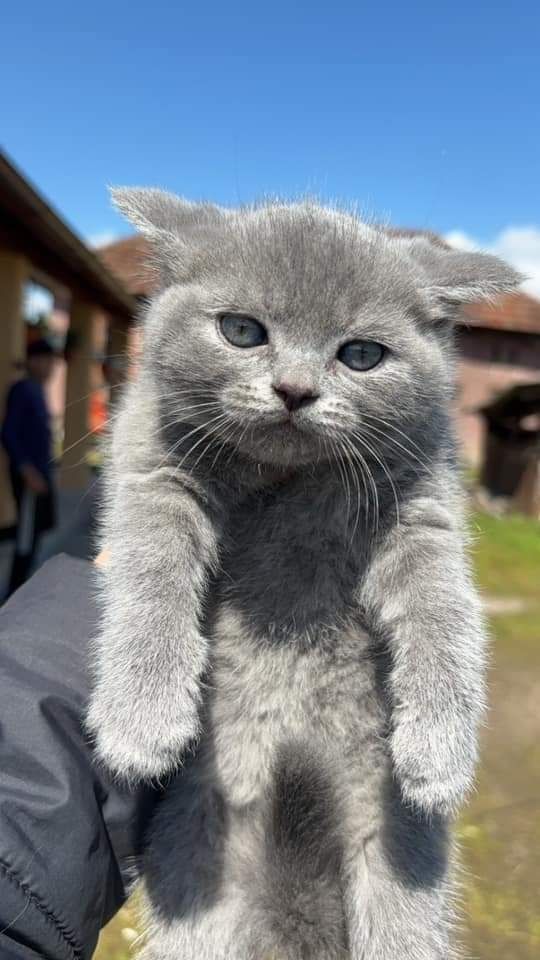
[0,556,157,960]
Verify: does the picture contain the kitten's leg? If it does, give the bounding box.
[138,900,250,960]
[139,780,252,960]
[87,465,220,780]
[360,493,487,817]
[345,816,456,960]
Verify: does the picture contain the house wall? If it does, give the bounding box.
[455,327,540,466]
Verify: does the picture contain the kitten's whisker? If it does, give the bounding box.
[57,406,125,462]
[339,433,371,541]
[222,419,250,468]
[341,433,378,538]
[336,435,363,544]
[64,379,127,411]
[192,416,237,470]
[362,427,432,476]
[176,413,233,470]
[361,413,433,471]
[343,433,380,536]
[152,407,224,472]
[328,436,352,530]
[161,400,222,424]
[57,395,218,471]
[207,420,239,471]
[161,396,224,410]
[154,412,230,476]
[221,422,247,469]
[352,430,400,529]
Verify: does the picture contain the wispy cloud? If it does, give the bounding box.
[87,231,118,248]
[445,226,540,300]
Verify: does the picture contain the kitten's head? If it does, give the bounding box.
[113,189,521,473]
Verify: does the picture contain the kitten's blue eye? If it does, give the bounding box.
[338,340,384,371]
[219,314,268,348]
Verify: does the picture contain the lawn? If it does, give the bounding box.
[95,510,540,960]
[458,512,540,959]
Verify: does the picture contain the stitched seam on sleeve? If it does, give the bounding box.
[0,859,82,960]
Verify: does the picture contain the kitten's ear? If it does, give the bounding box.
[110,187,226,284]
[110,188,225,237]
[400,237,522,307]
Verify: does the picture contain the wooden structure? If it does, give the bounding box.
[480,382,540,517]
[0,150,136,527]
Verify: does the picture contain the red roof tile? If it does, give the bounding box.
[97,235,157,298]
[462,293,540,335]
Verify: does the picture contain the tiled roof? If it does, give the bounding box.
[388,228,540,333]
[462,293,540,335]
[97,234,540,334]
[97,235,156,298]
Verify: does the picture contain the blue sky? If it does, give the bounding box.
[2,2,540,291]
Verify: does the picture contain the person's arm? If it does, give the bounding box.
[0,556,156,960]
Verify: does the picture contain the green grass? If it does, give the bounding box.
[461,512,540,959]
[95,904,141,960]
[471,511,540,603]
[95,510,540,960]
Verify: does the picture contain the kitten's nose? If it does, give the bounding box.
[273,382,319,413]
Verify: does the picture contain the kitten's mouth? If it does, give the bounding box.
[277,415,305,432]
[234,412,320,466]
[256,414,308,442]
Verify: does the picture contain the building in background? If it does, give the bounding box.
[3,150,535,528]
[0,151,135,530]
[457,293,540,456]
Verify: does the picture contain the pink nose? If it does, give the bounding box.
[273,383,319,413]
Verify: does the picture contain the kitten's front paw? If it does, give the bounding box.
[391,714,477,818]
[87,689,201,783]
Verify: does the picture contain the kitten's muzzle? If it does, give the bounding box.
[272,382,320,413]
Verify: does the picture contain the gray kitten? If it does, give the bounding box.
[87,193,520,960]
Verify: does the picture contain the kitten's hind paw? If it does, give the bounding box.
[391,717,477,818]
[396,767,474,819]
[86,694,200,784]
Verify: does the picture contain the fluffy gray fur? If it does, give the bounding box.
[87,193,520,959]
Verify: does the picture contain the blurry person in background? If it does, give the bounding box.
[1,338,58,596]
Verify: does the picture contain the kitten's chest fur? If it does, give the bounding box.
[196,477,388,808]
[214,475,369,639]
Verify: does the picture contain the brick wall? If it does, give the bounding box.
[455,327,540,465]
